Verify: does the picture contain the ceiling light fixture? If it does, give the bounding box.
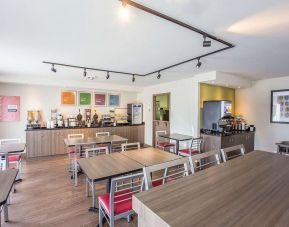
[157,71,161,79]
[83,68,87,77]
[51,64,57,73]
[132,74,135,82]
[196,58,202,68]
[106,71,110,79]
[203,35,211,47]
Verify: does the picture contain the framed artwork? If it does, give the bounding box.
[108,94,120,107]
[271,89,289,124]
[94,93,107,106]
[78,91,92,106]
[61,91,77,105]
[0,96,20,122]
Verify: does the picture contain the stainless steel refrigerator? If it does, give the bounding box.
[202,100,232,132]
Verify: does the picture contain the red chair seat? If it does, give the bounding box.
[68,147,75,154]
[157,142,175,148]
[99,189,132,215]
[178,149,199,155]
[152,179,163,187]
[8,154,21,162]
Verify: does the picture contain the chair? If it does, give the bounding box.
[189,150,221,174]
[98,172,144,227]
[178,137,202,157]
[67,134,84,169]
[96,132,110,151]
[221,144,245,162]
[155,130,175,153]
[121,142,140,152]
[85,147,109,157]
[143,157,191,190]
[0,138,22,174]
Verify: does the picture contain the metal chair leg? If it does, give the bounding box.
[4,203,8,222]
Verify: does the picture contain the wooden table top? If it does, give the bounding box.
[121,148,181,166]
[133,151,289,227]
[159,133,192,141]
[0,143,26,154]
[0,169,18,206]
[64,135,128,147]
[77,152,143,181]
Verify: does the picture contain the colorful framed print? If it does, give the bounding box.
[61,91,77,105]
[0,96,20,122]
[94,93,107,107]
[108,94,120,107]
[271,89,289,124]
[78,91,92,106]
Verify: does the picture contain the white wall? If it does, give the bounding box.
[236,76,289,152]
[138,72,217,146]
[0,83,138,141]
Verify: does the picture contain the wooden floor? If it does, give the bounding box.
[3,155,138,227]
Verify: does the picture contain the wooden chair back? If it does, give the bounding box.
[143,157,191,190]
[189,150,221,173]
[121,142,141,152]
[221,144,245,162]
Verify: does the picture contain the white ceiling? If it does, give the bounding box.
[0,0,289,87]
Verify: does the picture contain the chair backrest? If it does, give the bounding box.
[85,147,108,157]
[67,134,84,140]
[155,130,167,146]
[190,137,202,152]
[143,157,191,190]
[96,132,110,137]
[221,144,245,162]
[0,138,21,145]
[189,150,221,174]
[110,172,144,217]
[121,142,140,152]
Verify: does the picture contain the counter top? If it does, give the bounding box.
[25,123,145,131]
[201,130,255,137]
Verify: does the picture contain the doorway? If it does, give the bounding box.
[152,93,170,147]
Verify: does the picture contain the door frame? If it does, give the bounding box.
[152,92,171,146]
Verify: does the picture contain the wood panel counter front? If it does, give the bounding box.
[26,124,144,158]
[133,151,289,227]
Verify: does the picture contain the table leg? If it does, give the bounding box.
[107,178,111,193]
[4,202,8,222]
[74,146,78,186]
[109,142,112,154]
[176,141,180,155]
[88,180,99,212]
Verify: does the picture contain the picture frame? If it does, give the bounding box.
[270,89,289,124]
[78,91,92,106]
[61,90,77,106]
[94,92,107,107]
[0,96,20,122]
[108,93,120,107]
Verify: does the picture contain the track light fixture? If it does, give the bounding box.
[203,35,211,47]
[51,64,57,73]
[83,68,87,77]
[157,71,161,79]
[196,58,202,68]
[132,74,135,82]
[106,71,110,79]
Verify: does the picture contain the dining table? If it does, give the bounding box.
[64,135,128,186]
[159,133,192,154]
[78,148,181,212]
[133,150,289,227]
[0,169,18,227]
[0,143,26,182]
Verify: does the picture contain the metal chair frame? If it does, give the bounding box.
[178,137,203,157]
[121,142,140,152]
[189,150,221,174]
[155,130,175,153]
[220,144,245,162]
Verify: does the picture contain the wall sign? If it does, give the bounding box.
[94,93,106,106]
[108,94,120,107]
[61,91,77,105]
[0,96,20,122]
[271,89,289,124]
[79,91,92,106]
